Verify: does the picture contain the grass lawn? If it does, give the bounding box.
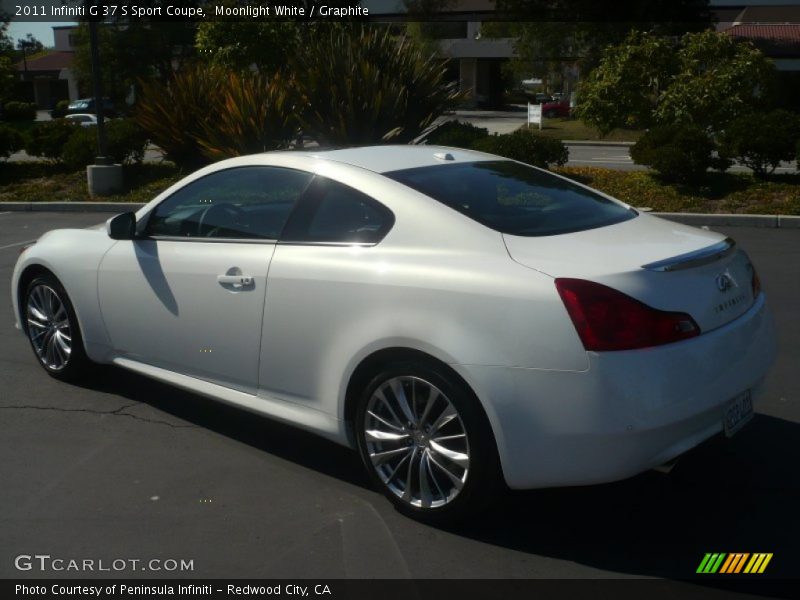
[529,118,643,143]
[1,161,798,216]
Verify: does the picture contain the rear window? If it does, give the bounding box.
[385,161,636,236]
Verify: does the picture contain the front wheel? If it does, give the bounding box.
[355,362,503,523]
[24,274,91,381]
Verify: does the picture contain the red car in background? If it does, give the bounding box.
[541,100,571,118]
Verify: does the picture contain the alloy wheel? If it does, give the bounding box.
[363,376,470,508]
[26,284,72,371]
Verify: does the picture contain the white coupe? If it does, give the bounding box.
[11,146,776,521]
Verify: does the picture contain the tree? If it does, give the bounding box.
[72,15,198,103]
[195,19,303,73]
[655,31,776,132]
[0,18,15,103]
[718,110,800,177]
[291,25,461,145]
[16,34,44,55]
[573,31,676,133]
[576,30,777,134]
[486,1,713,91]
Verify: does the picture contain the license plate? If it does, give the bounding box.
[723,390,753,437]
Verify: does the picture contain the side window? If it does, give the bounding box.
[282,178,394,244]
[146,166,313,240]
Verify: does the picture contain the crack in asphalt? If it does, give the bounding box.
[0,403,196,429]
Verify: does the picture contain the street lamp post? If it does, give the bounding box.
[88,18,109,165]
[85,1,122,195]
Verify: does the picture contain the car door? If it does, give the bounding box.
[98,165,313,395]
[258,176,395,411]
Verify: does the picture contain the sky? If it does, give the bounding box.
[7,21,74,47]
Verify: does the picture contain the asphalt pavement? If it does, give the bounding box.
[0,212,798,584]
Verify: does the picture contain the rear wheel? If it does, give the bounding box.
[24,274,91,381]
[355,361,503,523]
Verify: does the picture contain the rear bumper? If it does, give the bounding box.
[457,293,776,489]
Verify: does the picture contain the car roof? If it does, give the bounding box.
[304,145,495,174]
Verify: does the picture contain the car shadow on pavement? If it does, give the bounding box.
[74,366,797,590]
[73,364,371,489]
[444,413,799,590]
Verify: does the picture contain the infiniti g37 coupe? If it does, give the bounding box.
[12,146,776,521]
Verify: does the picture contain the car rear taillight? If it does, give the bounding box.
[554,278,700,351]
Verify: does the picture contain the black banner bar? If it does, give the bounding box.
[4,579,799,600]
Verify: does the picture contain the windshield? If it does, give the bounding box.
[385,160,636,237]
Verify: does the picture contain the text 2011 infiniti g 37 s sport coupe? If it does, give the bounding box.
[12,146,776,521]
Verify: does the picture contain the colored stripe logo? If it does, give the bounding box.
[697,553,773,574]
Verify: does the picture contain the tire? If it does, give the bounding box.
[23,274,91,382]
[545,110,557,119]
[355,361,504,523]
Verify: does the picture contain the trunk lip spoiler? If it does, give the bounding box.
[641,237,736,272]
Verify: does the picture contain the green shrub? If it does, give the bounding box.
[0,125,24,159]
[106,119,148,165]
[136,65,296,165]
[3,101,37,122]
[25,120,79,160]
[135,63,223,169]
[425,120,489,148]
[61,127,96,169]
[196,70,298,161]
[292,24,461,145]
[719,110,800,178]
[50,99,71,119]
[470,129,569,168]
[630,124,717,184]
[61,119,148,170]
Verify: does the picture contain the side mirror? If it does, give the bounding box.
[107,212,136,240]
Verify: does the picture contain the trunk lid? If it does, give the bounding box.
[503,213,757,332]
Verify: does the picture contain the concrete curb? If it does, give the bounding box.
[653,212,800,229]
[0,203,798,228]
[563,140,635,147]
[0,202,145,213]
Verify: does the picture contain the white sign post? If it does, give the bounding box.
[527,103,542,130]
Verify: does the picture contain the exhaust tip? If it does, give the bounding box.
[653,460,678,474]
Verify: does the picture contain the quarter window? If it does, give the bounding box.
[146,166,313,240]
[281,178,394,244]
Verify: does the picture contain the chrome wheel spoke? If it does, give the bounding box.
[374,389,406,430]
[431,404,458,433]
[366,409,404,433]
[401,447,418,502]
[389,378,416,426]
[418,450,433,508]
[418,387,439,429]
[425,451,446,501]
[365,428,409,442]
[54,332,71,356]
[27,317,47,330]
[370,446,411,466]
[364,375,470,509]
[428,451,465,491]
[429,440,469,468]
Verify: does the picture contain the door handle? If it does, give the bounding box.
[217,274,254,286]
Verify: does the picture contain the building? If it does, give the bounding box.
[15,26,79,109]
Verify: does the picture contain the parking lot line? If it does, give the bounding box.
[0,239,36,251]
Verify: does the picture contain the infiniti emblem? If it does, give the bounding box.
[716,273,734,292]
